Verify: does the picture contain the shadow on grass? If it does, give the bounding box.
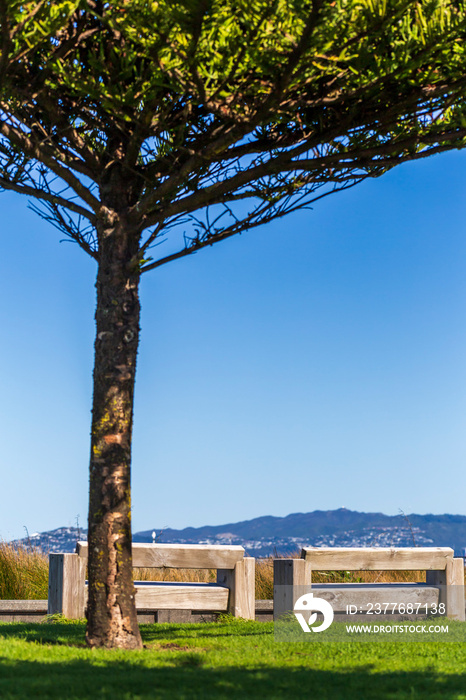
[0,656,465,699]
[0,621,271,646]
[1,623,465,699]
[0,622,86,646]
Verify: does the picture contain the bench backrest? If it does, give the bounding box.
[301,547,454,571]
[76,542,245,570]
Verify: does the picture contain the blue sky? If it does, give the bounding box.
[1,149,466,541]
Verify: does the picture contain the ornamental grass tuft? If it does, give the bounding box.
[0,542,48,600]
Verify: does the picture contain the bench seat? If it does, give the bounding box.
[48,542,255,620]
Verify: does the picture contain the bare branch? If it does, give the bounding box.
[0,113,101,212]
[0,172,97,222]
[140,178,368,273]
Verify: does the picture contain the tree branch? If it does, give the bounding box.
[0,113,101,212]
[140,178,365,273]
[0,174,97,223]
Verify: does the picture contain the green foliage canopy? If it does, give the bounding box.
[0,0,466,265]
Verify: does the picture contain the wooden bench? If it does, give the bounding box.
[48,542,255,620]
[274,547,465,621]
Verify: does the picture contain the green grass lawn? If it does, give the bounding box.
[0,618,465,699]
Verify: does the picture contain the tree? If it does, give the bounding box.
[1,0,466,649]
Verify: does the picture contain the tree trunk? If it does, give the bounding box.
[85,214,143,649]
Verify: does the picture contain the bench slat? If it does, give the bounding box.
[80,582,229,611]
[134,583,229,610]
[309,583,440,612]
[301,547,454,571]
[0,600,48,613]
[76,542,244,569]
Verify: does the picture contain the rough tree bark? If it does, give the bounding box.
[85,207,143,649]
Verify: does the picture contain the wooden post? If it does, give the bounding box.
[217,557,255,619]
[48,553,86,619]
[426,558,465,621]
[273,558,311,621]
[446,558,465,621]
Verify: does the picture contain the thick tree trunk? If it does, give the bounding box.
[85,214,143,649]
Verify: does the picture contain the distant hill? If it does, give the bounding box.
[14,526,87,554]
[134,509,466,557]
[14,509,466,557]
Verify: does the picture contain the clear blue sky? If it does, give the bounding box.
[1,149,466,542]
